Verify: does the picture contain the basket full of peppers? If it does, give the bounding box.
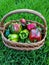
[0,9,47,51]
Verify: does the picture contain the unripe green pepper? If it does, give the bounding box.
[19,29,29,40]
[8,34,19,42]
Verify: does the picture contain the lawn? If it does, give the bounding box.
[0,0,49,65]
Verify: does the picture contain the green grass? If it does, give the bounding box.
[0,0,49,65]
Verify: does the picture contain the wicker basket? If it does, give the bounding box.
[0,9,47,51]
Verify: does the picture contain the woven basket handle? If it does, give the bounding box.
[0,9,47,31]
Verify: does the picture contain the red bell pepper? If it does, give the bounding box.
[27,23,36,31]
[13,23,21,32]
[10,23,22,33]
[20,18,26,24]
[29,29,42,42]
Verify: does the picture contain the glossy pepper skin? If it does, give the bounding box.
[27,23,36,31]
[19,29,29,40]
[29,29,42,42]
[8,34,19,42]
[9,23,22,33]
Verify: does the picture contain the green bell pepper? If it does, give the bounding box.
[8,34,19,42]
[19,29,29,40]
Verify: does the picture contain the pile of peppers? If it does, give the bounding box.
[4,18,43,43]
